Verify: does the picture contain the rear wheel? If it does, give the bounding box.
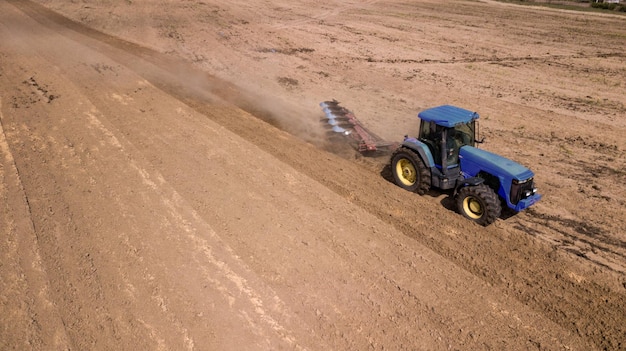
[390,147,430,195]
[456,184,501,226]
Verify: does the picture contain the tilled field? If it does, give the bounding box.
[1,0,625,350]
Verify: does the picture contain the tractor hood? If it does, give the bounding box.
[459,146,534,181]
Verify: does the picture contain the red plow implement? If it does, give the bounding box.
[320,100,398,155]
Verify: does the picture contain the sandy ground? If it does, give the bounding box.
[1,0,625,350]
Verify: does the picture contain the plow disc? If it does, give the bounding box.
[320,100,398,155]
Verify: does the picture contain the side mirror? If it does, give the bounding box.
[474,120,484,145]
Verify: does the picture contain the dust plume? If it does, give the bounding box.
[159,60,330,148]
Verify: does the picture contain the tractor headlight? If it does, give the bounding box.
[511,178,535,205]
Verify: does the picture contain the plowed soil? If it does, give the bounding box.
[1,0,625,350]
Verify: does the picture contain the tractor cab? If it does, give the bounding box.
[409,105,480,191]
[419,121,476,169]
[417,105,478,171]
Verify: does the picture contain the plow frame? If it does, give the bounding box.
[320,100,398,154]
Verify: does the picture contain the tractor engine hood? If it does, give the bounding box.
[459,146,534,181]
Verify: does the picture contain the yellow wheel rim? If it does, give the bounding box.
[463,196,484,219]
[396,158,416,186]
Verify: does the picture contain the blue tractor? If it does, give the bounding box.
[389,105,541,226]
[320,100,541,226]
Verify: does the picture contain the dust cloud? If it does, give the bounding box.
[20,0,331,151]
[149,58,330,149]
[227,85,329,146]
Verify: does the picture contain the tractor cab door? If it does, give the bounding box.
[447,121,476,167]
[418,121,461,169]
[418,121,442,165]
[446,129,464,168]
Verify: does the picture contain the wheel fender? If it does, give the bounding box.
[453,176,485,196]
[401,138,434,168]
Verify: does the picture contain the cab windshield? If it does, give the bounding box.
[452,121,475,147]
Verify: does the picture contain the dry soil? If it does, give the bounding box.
[1,0,625,350]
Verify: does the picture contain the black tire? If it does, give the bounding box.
[390,147,430,195]
[456,184,501,226]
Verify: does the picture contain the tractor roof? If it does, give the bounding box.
[418,105,479,128]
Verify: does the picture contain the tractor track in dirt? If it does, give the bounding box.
[355,52,626,65]
[3,0,626,350]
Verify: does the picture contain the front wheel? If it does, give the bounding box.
[390,147,430,195]
[456,184,501,226]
